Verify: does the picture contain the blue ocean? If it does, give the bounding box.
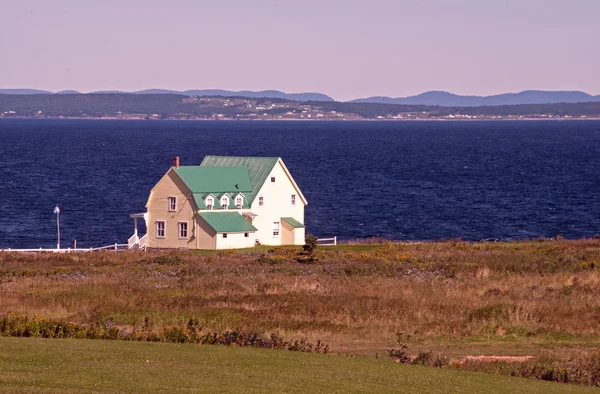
[1,119,600,248]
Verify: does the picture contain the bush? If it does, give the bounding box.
[0,313,329,354]
[303,234,318,256]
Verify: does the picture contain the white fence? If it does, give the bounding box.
[3,235,334,252]
[0,243,129,253]
[317,236,337,246]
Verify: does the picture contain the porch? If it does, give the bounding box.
[129,213,148,250]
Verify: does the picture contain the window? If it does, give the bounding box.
[244,233,249,238]
[258,196,264,206]
[178,222,188,239]
[206,197,214,210]
[291,194,296,206]
[236,197,243,209]
[273,222,280,237]
[168,197,177,211]
[222,233,228,238]
[221,197,229,210]
[156,221,165,238]
[271,176,276,183]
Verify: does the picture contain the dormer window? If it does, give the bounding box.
[235,196,243,209]
[221,197,229,210]
[205,196,214,210]
[168,196,177,211]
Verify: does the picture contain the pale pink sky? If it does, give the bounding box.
[1,0,598,101]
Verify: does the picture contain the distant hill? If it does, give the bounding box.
[130,89,334,102]
[181,90,334,102]
[351,90,600,106]
[3,88,600,106]
[0,89,53,95]
[0,88,333,102]
[2,93,600,120]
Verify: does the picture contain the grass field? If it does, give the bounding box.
[2,239,600,387]
[0,336,596,393]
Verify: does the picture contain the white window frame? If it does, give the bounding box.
[271,176,276,183]
[156,221,166,238]
[168,196,177,212]
[221,197,229,210]
[206,196,214,211]
[273,222,280,237]
[291,194,296,206]
[178,222,188,239]
[236,196,243,209]
[222,233,228,238]
[244,232,249,238]
[258,196,264,207]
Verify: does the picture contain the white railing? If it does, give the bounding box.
[90,243,129,252]
[1,243,129,253]
[317,236,337,246]
[138,234,148,250]
[128,234,139,249]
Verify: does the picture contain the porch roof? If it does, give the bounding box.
[198,212,258,233]
[282,217,305,228]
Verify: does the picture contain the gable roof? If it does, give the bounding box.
[200,156,279,204]
[198,212,258,233]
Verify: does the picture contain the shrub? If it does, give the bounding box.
[0,314,329,354]
[303,234,318,256]
[412,351,434,366]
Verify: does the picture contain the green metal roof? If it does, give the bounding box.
[200,156,279,204]
[175,166,252,194]
[175,166,253,209]
[282,217,305,228]
[198,212,258,233]
[193,194,206,209]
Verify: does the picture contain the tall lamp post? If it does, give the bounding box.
[53,205,60,250]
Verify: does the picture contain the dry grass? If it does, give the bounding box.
[1,239,600,357]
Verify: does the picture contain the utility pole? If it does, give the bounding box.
[54,205,60,250]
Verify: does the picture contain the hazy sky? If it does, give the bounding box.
[1,0,598,101]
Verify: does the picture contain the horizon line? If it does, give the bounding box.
[2,87,600,103]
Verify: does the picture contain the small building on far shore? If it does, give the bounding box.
[129,155,306,250]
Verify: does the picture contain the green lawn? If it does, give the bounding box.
[0,337,595,393]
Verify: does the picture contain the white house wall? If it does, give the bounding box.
[294,227,306,245]
[215,232,256,250]
[250,160,305,246]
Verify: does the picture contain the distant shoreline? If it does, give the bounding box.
[2,116,600,122]
[3,93,600,122]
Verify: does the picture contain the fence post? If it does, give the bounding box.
[334,236,337,246]
[114,243,117,251]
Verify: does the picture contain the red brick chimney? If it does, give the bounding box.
[172,156,180,168]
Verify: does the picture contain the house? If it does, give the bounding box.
[129,156,307,250]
